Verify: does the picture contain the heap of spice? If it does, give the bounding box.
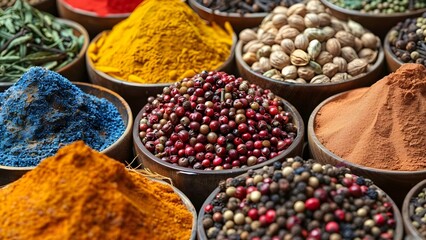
[88,0,233,84]
[328,0,426,14]
[64,0,143,16]
[0,0,84,83]
[314,63,426,171]
[388,12,426,65]
[0,67,125,167]
[138,71,298,170]
[409,185,426,238]
[202,157,398,239]
[195,0,303,14]
[0,141,193,239]
[240,0,381,84]
[0,0,45,8]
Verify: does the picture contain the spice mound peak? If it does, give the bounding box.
[0,67,125,167]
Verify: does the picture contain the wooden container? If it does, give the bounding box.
[235,40,385,126]
[187,0,266,33]
[57,0,129,38]
[308,91,426,207]
[320,0,425,39]
[402,179,426,240]
[133,98,305,210]
[197,170,404,240]
[0,82,134,186]
[0,18,89,92]
[384,29,405,73]
[86,31,237,115]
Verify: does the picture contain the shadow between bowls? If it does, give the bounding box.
[308,90,426,207]
[187,0,267,33]
[320,0,426,40]
[235,40,385,128]
[0,82,134,186]
[402,179,426,240]
[57,0,129,38]
[33,0,58,16]
[133,98,305,210]
[0,18,89,92]
[197,168,404,240]
[384,29,404,73]
[86,31,237,115]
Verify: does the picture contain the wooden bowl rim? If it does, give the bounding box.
[188,0,268,18]
[402,179,426,239]
[308,89,426,175]
[235,40,385,88]
[320,0,426,18]
[57,0,131,18]
[0,82,133,171]
[86,30,238,88]
[32,0,54,7]
[0,18,89,89]
[197,165,404,239]
[133,97,305,176]
[383,28,404,66]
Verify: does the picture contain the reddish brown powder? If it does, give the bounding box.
[315,63,426,171]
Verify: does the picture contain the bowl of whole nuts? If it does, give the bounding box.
[236,0,385,123]
[403,179,426,239]
[384,13,426,72]
[133,70,305,210]
[320,0,426,39]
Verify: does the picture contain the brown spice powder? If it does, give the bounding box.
[315,63,426,171]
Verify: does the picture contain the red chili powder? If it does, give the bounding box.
[64,0,143,16]
[315,63,426,171]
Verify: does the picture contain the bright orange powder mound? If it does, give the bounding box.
[315,63,426,171]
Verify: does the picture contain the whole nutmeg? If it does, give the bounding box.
[277,27,300,41]
[330,18,347,32]
[288,14,306,32]
[306,0,325,14]
[335,31,355,48]
[271,74,284,81]
[287,3,307,17]
[271,44,283,52]
[309,61,322,74]
[281,39,295,55]
[282,65,298,79]
[316,51,334,66]
[263,69,281,78]
[307,39,322,60]
[295,78,307,84]
[273,6,287,14]
[304,13,320,28]
[310,74,330,84]
[322,26,336,41]
[243,52,257,65]
[244,40,263,53]
[354,37,363,52]
[361,33,378,49]
[262,21,278,34]
[347,58,368,76]
[259,57,272,73]
[290,49,310,66]
[252,62,261,72]
[272,14,287,29]
[239,29,258,44]
[318,13,331,27]
[332,57,347,72]
[331,72,351,82]
[257,45,272,58]
[322,63,339,78]
[270,51,290,69]
[348,20,365,38]
[260,32,277,46]
[341,47,358,63]
[294,34,309,51]
[358,48,378,63]
[326,38,341,57]
[297,66,315,81]
[304,28,325,42]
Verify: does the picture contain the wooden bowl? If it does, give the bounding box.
[57,0,129,38]
[0,18,89,92]
[320,0,426,39]
[86,31,237,115]
[188,0,267,33]
[197,168,404,240]
[236,40,385,126]
[402,179,426,240]
[133,98,305,210]
[33,0,58,15]
[308,90,426,207]
[384,29,405,73]
[0,82,134,186]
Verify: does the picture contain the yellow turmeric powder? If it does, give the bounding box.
[88,0,233,84]
[0,141,193,240]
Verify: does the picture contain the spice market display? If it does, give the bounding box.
[0,0,425,239]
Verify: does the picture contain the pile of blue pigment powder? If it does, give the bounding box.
[0,67,125,167]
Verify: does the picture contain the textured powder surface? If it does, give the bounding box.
[0,67,125,167]
[315,63,426,171]
[0,142,193,240]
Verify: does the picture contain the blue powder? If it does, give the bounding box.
[0,67,125,167]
